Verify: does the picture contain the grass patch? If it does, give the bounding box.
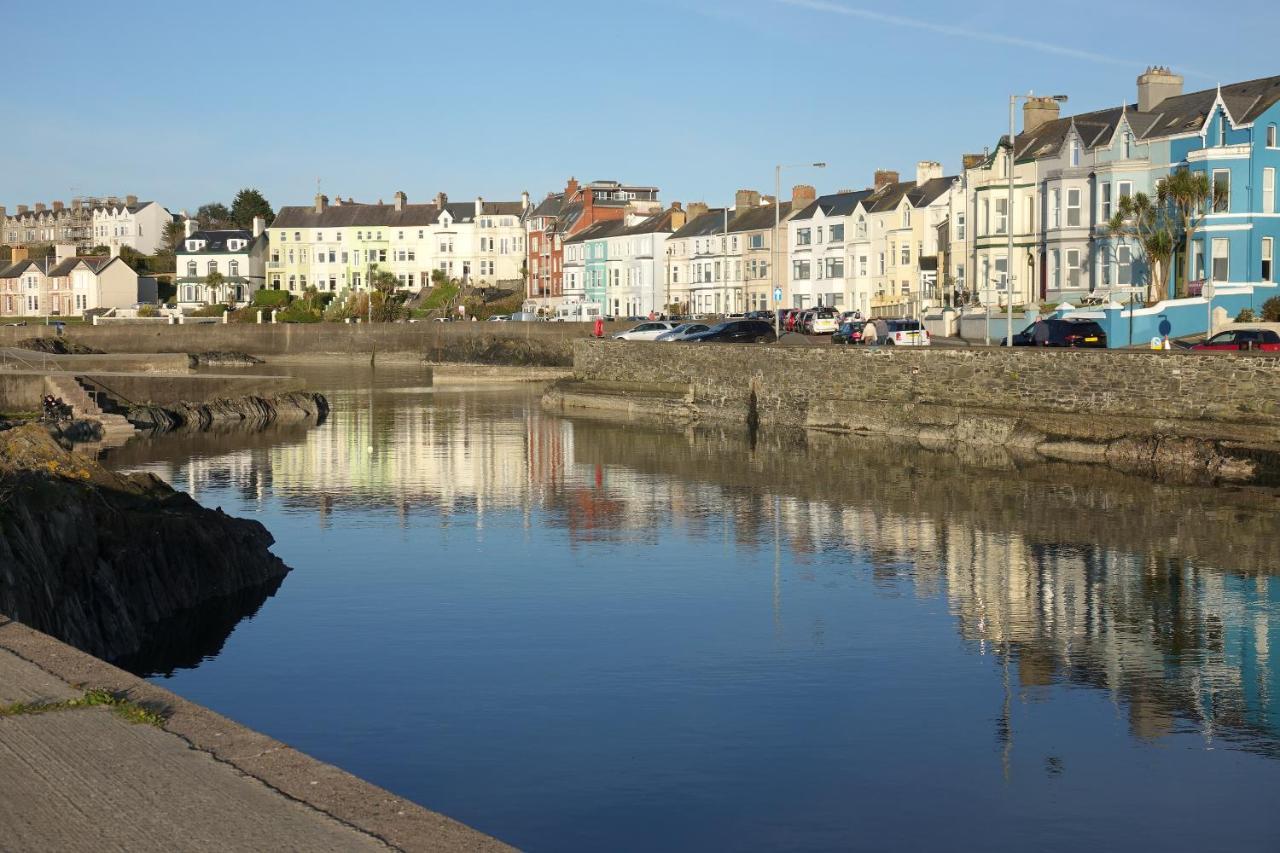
[0,688,166,726]
[421,281,460,310]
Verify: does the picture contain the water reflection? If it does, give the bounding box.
[109,367,1280,850]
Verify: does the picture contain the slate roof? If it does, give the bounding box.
[563,219,629,245]
[273,203,442,229]
[529,194,564,220]
[906,176,956,208]
[46,256,110,277]
[669,209,731,239]
[727,202,793,233]
[621,210,680,236]
[792,190,874,221]
[0,259,39,278]
[179,230,267,255]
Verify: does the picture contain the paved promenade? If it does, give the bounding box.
[0,618,512,853]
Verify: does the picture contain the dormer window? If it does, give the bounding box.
[185,240,199,252]
[227,239,244,251]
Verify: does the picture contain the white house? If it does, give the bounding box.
[176,217,269,307]
[90,197,174,256]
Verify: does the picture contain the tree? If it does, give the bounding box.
[162,219,185,253]
[230,188,275,229]
[1108,191,1175,303]
[1163,169,1218,298]
[204,270,225,305]
[366,265,406,322]
[196,203,233,230]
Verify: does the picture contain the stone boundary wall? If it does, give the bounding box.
[555,341,1280,483]
[0,322,614,361]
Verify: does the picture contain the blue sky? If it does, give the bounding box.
[7,0,1277,214]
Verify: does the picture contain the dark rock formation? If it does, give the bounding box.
[15,337,105,355]
[127,391,328,433]
[0,425,290,661]
[188,351,264,368]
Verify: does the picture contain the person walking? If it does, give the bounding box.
[862,320,878,346]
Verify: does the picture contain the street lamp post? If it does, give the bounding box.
[1005,93,1067,346]
[775,161,826,340]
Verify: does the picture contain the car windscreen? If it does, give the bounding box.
[887,320,922,331]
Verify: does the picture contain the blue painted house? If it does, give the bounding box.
[565,220,626,316]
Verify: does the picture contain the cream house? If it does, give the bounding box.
[90,197,174,256]
[177,217,269,307]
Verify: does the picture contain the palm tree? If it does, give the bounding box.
[1162,169,1215,297]
[204,270,225,305]
[1109,192,1176,303]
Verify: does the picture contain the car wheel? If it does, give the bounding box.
[884,339,895,346]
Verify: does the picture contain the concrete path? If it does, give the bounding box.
[0,619,514,853]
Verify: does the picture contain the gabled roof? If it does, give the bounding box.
[0,259,40,278]
[529,193,564,219]
[563,219,629,245]
[46,256,110,277]
[273,203,441,229]
[861,181,917,214]
[728,202,793,233]
[1012,105,1127,161]
[792,190,873,221]
[906,176,956,208]
[621,210,680,236]
[440,200,526,224]
[669,209,730,239]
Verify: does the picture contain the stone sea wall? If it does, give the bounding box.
[548,341,1280,483]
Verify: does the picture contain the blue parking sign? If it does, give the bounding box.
[773,287,783,303]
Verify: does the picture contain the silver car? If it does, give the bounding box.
[655,323,711,341]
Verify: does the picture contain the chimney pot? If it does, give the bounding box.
[1022,96,1062,135]
[873,170,900,191]
[1137,66,1183,113]
[791,185,817,208]
[915,161,943,186]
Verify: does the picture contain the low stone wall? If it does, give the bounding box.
[547,341,1280,483]
[0,322,615,363]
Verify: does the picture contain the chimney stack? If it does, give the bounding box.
[521,190,530,211]
[873,170,899,191]
[962,153,986,171]
[1137,66,1183,113]
[0,206,6,220]
[126,194,138,207]
[70,200,82,211]
[253,216,265,238]
[687,201,710,220]
[52,200,64,211]
[184,218,197,239]
[475,196,484,219]
[1022,96,1062,134]
[915,161,943,186]
[434,191,448,210]
[394,190,406,212]
[110,242,120,259]
[12,247,29,262]
[565,177,580,199]
[669,203,687,231]
[55,243,75,264]
[735,189,762,210]
[314,193,328,214]
[35,203,46,213]
[791,184,817,208]
[17,205,28,215]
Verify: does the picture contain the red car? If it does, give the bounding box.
[1191,329,1280,351]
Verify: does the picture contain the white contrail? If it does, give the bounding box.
[773,0,1164,70]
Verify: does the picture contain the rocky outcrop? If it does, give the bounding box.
[15,337,105,355]
[127,391,329,433]
[0,425,289,662]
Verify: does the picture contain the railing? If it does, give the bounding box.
[0,347,65,373]
[76,375,136,413]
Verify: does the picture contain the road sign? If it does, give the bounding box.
[773,287,783,303]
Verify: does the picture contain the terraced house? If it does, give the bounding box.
[267,191,528,298]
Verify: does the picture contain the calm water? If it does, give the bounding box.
[109,364,1280,852]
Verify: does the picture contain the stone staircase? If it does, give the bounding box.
[44,375,138,446]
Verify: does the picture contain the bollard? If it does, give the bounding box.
[222,309,230,325]
[271,309,278,324]
[92,314,99,326]
[257,309,264,324]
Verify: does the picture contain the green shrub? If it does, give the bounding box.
[136,304,159,318]
[190,303,230,317]
[1261,297,1280,322]
[276,303,322,323]
[252,289,292,308]
[1236,307,1258,323]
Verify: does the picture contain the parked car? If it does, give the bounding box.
[1191,328,1280,351]
[839,310,864,325]
[809,307,839,335]
[832,321,865,345]
[881,318,931,346]
[487,315,510,322]
[655,322,711,341]
[1003,318,1107,348]
[613,321,679,341]
[680,320,778,344]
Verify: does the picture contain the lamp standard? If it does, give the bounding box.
[775,162,826,339]
[1005,93,1067,346]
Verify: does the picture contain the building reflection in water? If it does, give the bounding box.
[114,383,1279,759]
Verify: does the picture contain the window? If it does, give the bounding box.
[1218,118,1227,147]
[792,260,810,280]
[955,211,966,241]
[1070,140,1081,167]
[1067,189,1081,227]
[1101,251,1112,287]
[995,198,1008,235]
[1117,245,1132,285]
[1264,168,1275,214]
[1213,170,1230,212]
[796,228,811,246]
[1268,124,1278,148]
[1211,237,1229,281]
[1118,181,1133,203]
[1123,132,1133,159]
[858,255,868,277]
[900,244,910,265]
[982,199,991,235]
[856,216,867,238]
[902,207,911,227]
[825,258,844,278]
[830,223,844,242]
[186,261,197,276]
[817,226,824,243]
[1065,249,1080,290]
[1051,190,1060,228]
[994,256,1008,290]
[1051,249,1061,291]
[750,234,764,250]
[228,260,239,277]
[207,260,218,275]
[1263,237,1273,282]
[1193,241,1205,280]
[878,252,886,275]
[1100,182,1112,220]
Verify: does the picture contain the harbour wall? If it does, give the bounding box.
[547,341,1280,483]
[0,322,612,363]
